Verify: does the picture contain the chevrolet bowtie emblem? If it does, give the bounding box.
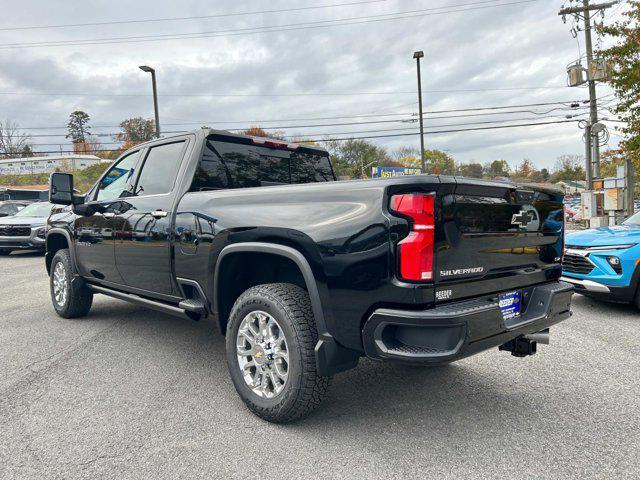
[511,210,532,227]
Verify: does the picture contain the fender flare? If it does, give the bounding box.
[45,228,76,273]
[213,242,328,336]
[213,242,359,376]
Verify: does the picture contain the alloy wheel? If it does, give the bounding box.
[52,261,68,307]
[236,310,290,399]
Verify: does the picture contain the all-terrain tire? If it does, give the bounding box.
[225,283,331,423]
[50,248,93,318]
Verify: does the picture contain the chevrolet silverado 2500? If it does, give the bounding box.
[46,128,573,422]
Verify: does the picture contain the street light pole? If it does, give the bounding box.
[413,51,426,172]
[139,65,160,137]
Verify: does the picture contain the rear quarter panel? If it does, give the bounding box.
[175,177,440,350]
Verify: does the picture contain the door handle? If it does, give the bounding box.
[151,210,168,219]
[102,212,116,218]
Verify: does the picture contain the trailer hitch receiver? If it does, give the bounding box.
[499,336,537,357]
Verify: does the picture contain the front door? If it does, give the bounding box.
[74,150,141,284]
[114,140,188,296]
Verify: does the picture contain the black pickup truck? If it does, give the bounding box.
[46,128,573,422]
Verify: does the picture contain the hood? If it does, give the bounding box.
[566,225,640,247]
[0,215,47,227]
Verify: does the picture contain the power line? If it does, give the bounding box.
[0,0,541,49]
[20,112,588,138]
[25,118,584,151]
[29,115,590,146]
[25,119,579,148]
[10,99,594,131]
[0,0,388,31]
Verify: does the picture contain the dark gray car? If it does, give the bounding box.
[0,202,53,255]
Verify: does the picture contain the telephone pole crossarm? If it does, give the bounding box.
[558,1,618,16]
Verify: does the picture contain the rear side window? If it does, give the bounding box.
[135,141,185,196]
[190,137,333,191]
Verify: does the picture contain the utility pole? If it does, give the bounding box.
[559,1,617,183]
[413,51,426,172]
[584,121,593,188]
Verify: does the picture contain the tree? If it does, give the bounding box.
[484,159,510,177]
[457,162,483,178]
[423,149,455,174]
[66,111,91,146]
[325,139,390,179]
[598,2,640,158]
[114,117,156,148]
[552,154,585,182]
[0,120,33,158]
[242,126,285,140]
[391,146,421,167]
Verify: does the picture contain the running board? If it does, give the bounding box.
[178,298,207,314]
[88,284,192,319]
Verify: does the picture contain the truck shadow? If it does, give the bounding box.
[76,299,576,435]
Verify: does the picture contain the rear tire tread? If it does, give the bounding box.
[227,283,331,423]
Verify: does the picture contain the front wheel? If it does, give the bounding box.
[225,283,331,423]
[50,249,93,318]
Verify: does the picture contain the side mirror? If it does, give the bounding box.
[49,173,79,205]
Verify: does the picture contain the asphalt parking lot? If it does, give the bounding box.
[1,251,639,479]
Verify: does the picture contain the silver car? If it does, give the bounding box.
[0,202,54,255]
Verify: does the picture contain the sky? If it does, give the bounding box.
[0,0,629,170]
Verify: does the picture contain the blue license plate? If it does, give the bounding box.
[499,291,521,320]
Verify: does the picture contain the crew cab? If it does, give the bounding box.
[46,128,573,422]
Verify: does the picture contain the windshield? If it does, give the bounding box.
[623,211,640,226]
[0,203,21,214]
[13,202,53,218]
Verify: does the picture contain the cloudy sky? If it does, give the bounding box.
[0,0,628,169]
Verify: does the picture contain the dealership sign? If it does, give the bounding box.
[372,166,424,178]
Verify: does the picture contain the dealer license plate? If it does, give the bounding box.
[498,291,521,320]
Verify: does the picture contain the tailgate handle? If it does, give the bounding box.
[152,210,168,219]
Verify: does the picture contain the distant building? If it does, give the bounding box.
[0,185,49,201]
[0,155,104,176]
[555,180,586,194]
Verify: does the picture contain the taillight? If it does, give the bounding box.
[390,193,435,281]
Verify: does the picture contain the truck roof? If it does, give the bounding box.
[130,128,329,155]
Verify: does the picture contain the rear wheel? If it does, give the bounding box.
[225,283,331,423]
[50,249,93,318]
[0,249,11,256]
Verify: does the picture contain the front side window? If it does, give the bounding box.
[96,151,140,201]
[134,142,185,196]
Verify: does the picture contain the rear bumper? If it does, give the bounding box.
[362,281,573,365]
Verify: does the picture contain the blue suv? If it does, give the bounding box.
[562,212,640,307]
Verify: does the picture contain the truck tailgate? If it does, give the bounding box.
[435,178,564,302]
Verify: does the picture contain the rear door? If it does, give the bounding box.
[114,139,189,297]
[434,178,564,302]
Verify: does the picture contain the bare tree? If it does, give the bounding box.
[0,120,33,159]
